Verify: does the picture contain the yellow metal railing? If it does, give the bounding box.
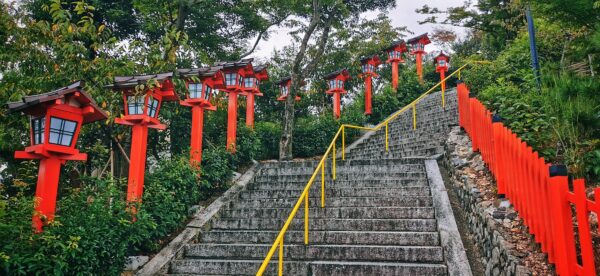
[256,61,489,276]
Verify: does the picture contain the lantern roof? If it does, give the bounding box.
[214,58,254,73]
[7,81,108,123]
[275,76,306,87]
[360,54,382,66]
[407,33,431,45]
[108,72,178,101]
[324,69,351,81]
[253,64,269,81]
[434,51,450,65]
[109,72,173,89]
[382,40,407,52]
[177,66,222,78]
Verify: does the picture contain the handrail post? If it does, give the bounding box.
[341,126,345,160]
[278,238,283,276]
[385,122,389,152]
[321,162,325,208]
[458,70,461,80]
[332,143,336,180]
[412,104,417,130]
[304,193,309,245]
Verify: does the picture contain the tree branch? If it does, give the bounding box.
[302,17,332,75]
[239,15,290,58]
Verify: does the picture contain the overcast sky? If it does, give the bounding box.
[248,0,468,59]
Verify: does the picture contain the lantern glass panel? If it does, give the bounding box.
[204,86,212,100]
[31,116,45,145]
[147,96,159,117]
[225,73,237,86]
[328,79,335,89]
[438,60,447,66]
[189,83,202,99]
[238,75,244,87]
[127,95,145,115]
[244,77,255,88]
[281,85,289,96]
[48,117,77,146]
[337,80,343,89]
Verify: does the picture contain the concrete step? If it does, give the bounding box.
[239,186,431,199]
[249,178,428,188]
[211,218,438,232]
[199,230,440,246]
[229,196,433,209]
[183,244,444,263]
[220,206,436,220]
[220,206,435,219]
[169,259,448,275]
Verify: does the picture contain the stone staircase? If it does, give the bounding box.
[167,89,460,275]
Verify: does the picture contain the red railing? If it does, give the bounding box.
[457,81,599,276]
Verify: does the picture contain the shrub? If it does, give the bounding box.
[254,121,282,160]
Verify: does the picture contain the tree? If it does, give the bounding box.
[278,0,396,160]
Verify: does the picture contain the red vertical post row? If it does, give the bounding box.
[573,179,597,276]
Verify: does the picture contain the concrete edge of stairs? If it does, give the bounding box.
[136,161,261,276]
[425,158,473,276]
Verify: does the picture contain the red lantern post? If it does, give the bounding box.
[359,55,382,115]
[109,73,178,207]
[407,33,431,84]
[434,51,450,107]
[383,41,407,90]
[276,76,304,102]
[324,69,351,119]
[242,64,269,129]
[178,67,225,168]
[8,81,108,231]
[215,59,254,152]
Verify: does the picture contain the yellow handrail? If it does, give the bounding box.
[256,61,489,276]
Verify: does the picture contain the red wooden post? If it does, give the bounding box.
[9,81,108,231]
[549,165,577,276]
[408,33,431,84]
[110,73,177,208]
[360,55,382,115]
[242,64,268,129]
[434,52,450,100]
[573,179,597,275]
[324,69,351,119]
[384,41,407,90]
[178,67,225,167]
[215,59,254,152]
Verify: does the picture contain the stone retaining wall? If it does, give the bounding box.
[442,126,535,276]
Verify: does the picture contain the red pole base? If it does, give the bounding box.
[245,93,255,129]
[126,124,149,210]
[416,53,423,84]
[365,76,372,115]
[190,106,204,169]
[227,91,238,153]
[333,93,341,119]
[32,157,62,232]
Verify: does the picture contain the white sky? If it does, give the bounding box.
[248,0,468,59]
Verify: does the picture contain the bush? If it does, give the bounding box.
[200,146,233,194]
[254,121,282,160]
[234,124,260,167]
[293,115,340,158]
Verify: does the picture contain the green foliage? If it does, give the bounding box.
[200,147,233,193]
[234,124,261,167]
[254,122,282,160]
[368,85,401,124]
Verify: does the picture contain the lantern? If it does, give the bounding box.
[8,81,108,231]
[407,33,431,84]
[214,59,254,152]
[178,67,225,168]
[434,51,451,107]
[383,41,407,90]
[324,69,351,119]
[359,55,382,115]
[108,73,178,207]
[276,76,304,102]
[242,64,269,129]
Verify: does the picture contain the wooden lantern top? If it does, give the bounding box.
[214,58,255,76]
[407,33,431,46]
[108,72,178,101]
[360,54,382,67]
[7,81,108,123]
[178,66,226,89]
